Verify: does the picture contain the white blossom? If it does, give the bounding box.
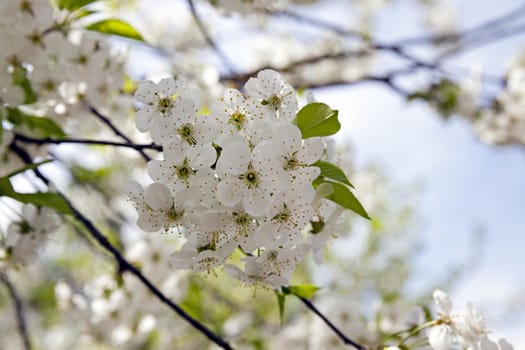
[216,139,289,217]
[245,69,299,123]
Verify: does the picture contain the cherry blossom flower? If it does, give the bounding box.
[245,69,298,123]
[147,141,217,192]
[216,139,289,217]
[0,204,59,268]
[428,289,489,350]
[134,77,199,134]
[127,182,198,233]
[225,243,309,289]
[256,124,323,185]
[212,88,264,146]
[151,98,219,147]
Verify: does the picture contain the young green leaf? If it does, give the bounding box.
[3,160,54,178]
[57,0,98,11]
[282,284,320,299]
[296,103,341,138]
[313,160,354,187]
[0,177,72,215]
[7,108,66,138]
[326,181,370,219]
[86,19,144,42]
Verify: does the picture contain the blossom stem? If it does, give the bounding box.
[400,320,436,342]
[298,296,366,350]
[0,273,32,350]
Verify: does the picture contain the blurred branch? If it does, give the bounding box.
[14,133,162,152]
[272,9,364,39]
[186,0,237,74]
[86,104,152,162]
[437,23,525,59]
[298,296,366,350]
[8,144,234,350]
[393,2,525,47]
[0,273,32,350]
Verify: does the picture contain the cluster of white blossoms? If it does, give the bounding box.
[473,52,525,146]
[130,69,349,289]
[0,0,129,130]
[53,236,190,348]
[427,289,514,350]
[0,204,59,269]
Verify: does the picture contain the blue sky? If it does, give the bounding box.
[315,0,525,344]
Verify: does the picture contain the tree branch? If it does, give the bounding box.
[86,104,152,162]
[186,0,237,74]
[0,273,32,350]
[13,133,162,152]
[393,2,525,47]
[8,144,233,350]
[298,296,366,350]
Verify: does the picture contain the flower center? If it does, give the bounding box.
[284,152,302,170]
[177,123,197,145]
[233,212,249,226]
[273,204,295,225]
[166,205,184,223]
[261,94,282,111]
[155,93,173,114]
[229,111,246,131]
[175,158,194,184]
[239,164,259,188]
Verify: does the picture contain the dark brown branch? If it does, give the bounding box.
[8,144,233,350]
[86,104,152,162]
[298,296,366,350]
[14,133,162,152]
[0,273,32,350]
[186,0,237,74]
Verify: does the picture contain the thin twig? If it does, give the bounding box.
[266,8,506,87]
[272,9,364,39]
[437,23,525,59]
[393,2,525,46]
[298,296,366,350]
[8,143,233,350]
[14,133,162,152]
[0,273,32,350]
[186,0,236,74]
[86,104,152,162]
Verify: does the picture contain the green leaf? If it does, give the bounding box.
[276,291,286,325]
[282,284,320,299]
[296,103,341,139]
[11,65,36,104]
[313,160,353,188]
[3,160,54,178]
[326,181,370,219]
[85,19,144,42]
[7,108,65,138]
[57,0,98,10]
[0,177,72,215]
[72,8,98,20]
[408,79,460,118]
